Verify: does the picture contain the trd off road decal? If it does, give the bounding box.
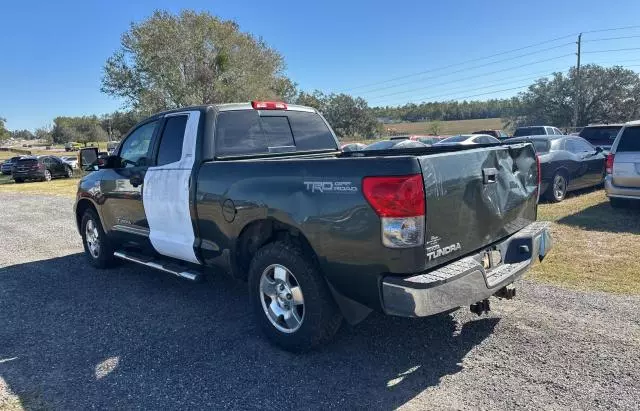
[304,181,358,193]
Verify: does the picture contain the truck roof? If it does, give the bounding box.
[152,102,317,117]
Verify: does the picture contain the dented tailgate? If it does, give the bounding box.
[418,144,538,269]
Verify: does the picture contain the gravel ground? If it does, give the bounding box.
[1,193,639,410]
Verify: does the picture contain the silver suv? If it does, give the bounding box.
[605,120,640,207]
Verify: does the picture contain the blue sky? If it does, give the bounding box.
[1,0,639,130]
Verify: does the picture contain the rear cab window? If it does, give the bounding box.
[513,127,545,137]
[214,109,337,156]
[580,126,623,147]
[156,115,188,166]
[616,126,640,152]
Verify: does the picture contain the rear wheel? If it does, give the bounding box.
[65,167,73,178]
[42,170,52,182]
[248,241,342,352]
[81,209,116,268]
[546,171,568,202]
[14,178,23,184]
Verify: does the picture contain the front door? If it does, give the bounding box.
[100,120,159,243]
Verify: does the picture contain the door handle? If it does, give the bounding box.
[483,168,497,184]
[130,175,143,187]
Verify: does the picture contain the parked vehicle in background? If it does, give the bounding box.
[12,155,74,183]
[513,126,563,137]
[605,120,640,208]
[578,124,624,151]
[409,135,447,145]
[364,139,428,150]
[434,134,500,146]
[106,141,120,155]
[73,101,551,352]
[504,135,605,202]
[65,142,83,152]
[340,143,367,152]
[1,156,23,175]
[472,129,510,140]
[61,156,79,169]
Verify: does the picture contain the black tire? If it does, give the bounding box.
[42,169,52,182]
[248,241,343,352]
[610,197,627,209]
[80,209,117,268]
[65,167,73,178]
[14,178,24,184]
[546,171,568,202]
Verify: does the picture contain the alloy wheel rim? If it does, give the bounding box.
[259,264,305,333]
[85,219,100,258]
[554,175,566,200]
[45,170,51,181]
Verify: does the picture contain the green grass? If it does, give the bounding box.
[0,173,80,197]
[530,189,640,294]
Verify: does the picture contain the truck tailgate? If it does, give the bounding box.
[418,144,538,269]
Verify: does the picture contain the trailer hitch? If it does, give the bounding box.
[470,299,491,316]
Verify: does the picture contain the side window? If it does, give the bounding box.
[119,121,158,167]
[576,139,594,152]
[156,115,188,166]
[554,128,563,135]
[41,157,51,166]
[566,139,586,153]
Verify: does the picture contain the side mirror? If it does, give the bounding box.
[595,146,603,153]
[79,147,99,171]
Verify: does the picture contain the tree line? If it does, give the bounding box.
[2,10,639,144]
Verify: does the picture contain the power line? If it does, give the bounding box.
[372,78,542,105]
[367,68,564,104]
[339,34,576,93]
[362,54,573,100]
[583,47,640,54]
[353,43,574,96]
[583,34,640,43]
[583,25,640,34]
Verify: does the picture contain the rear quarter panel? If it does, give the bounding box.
[195,156,425,308]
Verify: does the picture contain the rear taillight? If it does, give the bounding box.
[536,154,541,188]
[251,101,287,110]
[606,153,615,174]
[362,174,425,248]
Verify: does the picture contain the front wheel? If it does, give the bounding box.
[248,241,343,352]
[65,167,73,178]
[81,209,116,268]
[42,170,52,182]
[14,178,24,184]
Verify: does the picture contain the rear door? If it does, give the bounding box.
[100,119,159,242]
[143,111,201,264]
[417,144,538,269]
[564,138,590,189]
[612,125,640,188]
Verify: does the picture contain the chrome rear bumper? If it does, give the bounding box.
[381,222,552,317]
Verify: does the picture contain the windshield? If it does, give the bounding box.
[507,139,550,153]
[579,126,622,146]
[514,127,546,137]
[364,140,397,150]
[438,135,469,143]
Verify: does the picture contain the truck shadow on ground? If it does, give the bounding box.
[557,201,640,234]
[0,254,498,410]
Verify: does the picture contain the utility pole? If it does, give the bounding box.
[574,33,582,127]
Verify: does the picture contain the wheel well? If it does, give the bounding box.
[233,219,317,281]
[75,199,98,231]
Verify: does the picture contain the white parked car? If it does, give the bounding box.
[434,134,501,146]
[61,156,79,169]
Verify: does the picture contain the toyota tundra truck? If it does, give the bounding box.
[73,101,552,352]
